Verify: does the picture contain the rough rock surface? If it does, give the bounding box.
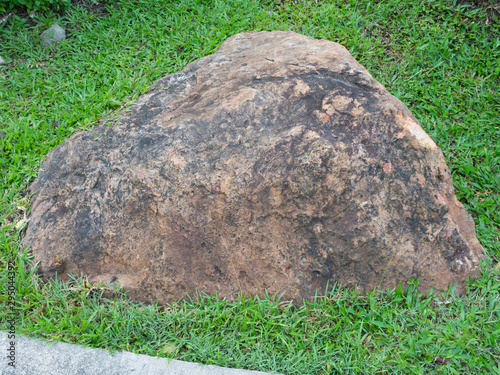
[41,24,65,47]
[26,31,485,304]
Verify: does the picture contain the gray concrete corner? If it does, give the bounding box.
[1,332,281,375]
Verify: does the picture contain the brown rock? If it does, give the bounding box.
[25,31,485,304]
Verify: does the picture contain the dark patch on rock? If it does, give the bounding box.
[25,31,485,304]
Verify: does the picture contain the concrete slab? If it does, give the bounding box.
[1,332,280,375]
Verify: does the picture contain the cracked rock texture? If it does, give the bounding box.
[26,31,485,304]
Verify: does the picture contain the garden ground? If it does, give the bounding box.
[0,0,499,373]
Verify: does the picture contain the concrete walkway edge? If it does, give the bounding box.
[1,332,281,375]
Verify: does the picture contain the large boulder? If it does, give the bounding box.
[26,31,485,304]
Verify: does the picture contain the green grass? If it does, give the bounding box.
[1,0,499,373]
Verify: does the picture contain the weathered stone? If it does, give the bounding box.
[41,24,65,47]
[26,31,485,304]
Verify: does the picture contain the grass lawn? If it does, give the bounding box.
[1,0,499,373]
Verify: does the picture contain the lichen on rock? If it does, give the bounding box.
[25,31,485,304]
